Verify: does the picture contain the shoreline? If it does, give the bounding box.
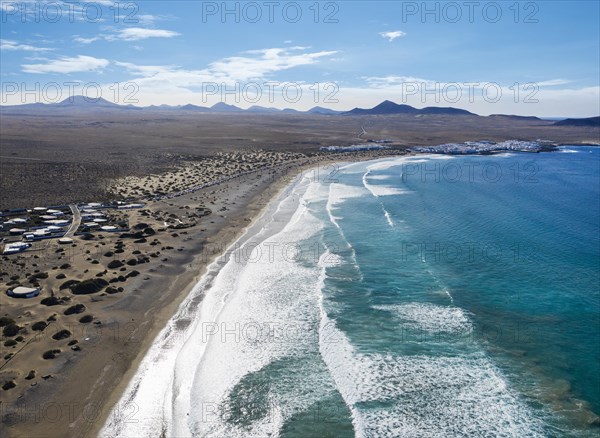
[92,161,307,437]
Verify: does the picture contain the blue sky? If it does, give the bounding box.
[1,0,599,116]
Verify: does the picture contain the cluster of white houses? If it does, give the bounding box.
[1,201,144,255]
[1,206,71,249]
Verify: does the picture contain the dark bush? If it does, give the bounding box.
[41,296,61,306]
[105,287,119,294]
[59,263,71,269]
[126,259,137,266]
[0,317,15,327]
[79,314,93,323]
[28,272,48,282]
[144,227,156,235]
[4,339,17,347]
[52,329,71,340]
[42,349,61,359]
[107,260,123,269]
[2,380,16,390]
[64,304,86,315]
[127,270,140,278]
[2,323,20,337]
[71,278,109,295]
[59,279,80,290]
[55,273,66,279]
[32,321,48,331]
[25,370,35,380]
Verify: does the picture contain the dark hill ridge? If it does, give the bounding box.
[246,105,280,113]
[180,104,210,112]
[211,102,243,112]
[56,96,118,107]
[489,114,542,122]
[420,106,474,115]
[343,100,475,116]
[345,100,418,115]
[554,116,600,127]
[307,106,343,115]
[2,97,597,122]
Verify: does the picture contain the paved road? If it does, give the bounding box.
[64,204,81,237]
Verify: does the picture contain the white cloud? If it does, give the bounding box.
[116,46,338,90]
[536,79,572,87]
[379,30,406,42]
[109,27,180,41]
[22,55,109,74]
[209,47,338,82]
[74,27,180,44]
[365,75,436,88]
[74,36,101,44]
[0,39,52,52]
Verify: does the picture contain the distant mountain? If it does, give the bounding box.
[344,100,419,115]
[247,105,280,113]
[180,104,211,112]
[211,102,243,112]
[56,96,121,108]
[0,96,139,112]
[308,106,343,115]
[553,116,600,127]
[489,114,542,121]
[420,106,475,116]
[2,96,569,121]
[343,100,480,116]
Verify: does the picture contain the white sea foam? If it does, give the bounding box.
[328,182,367,206]
[366,174,391,180]
[325,184,364,281]
[318,311,544,438]
[184,187,326,437]
[361,170,399,227]
[367,185,410,196]
[373,303,472,334]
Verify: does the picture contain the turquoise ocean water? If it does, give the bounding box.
[102,146,599,438]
